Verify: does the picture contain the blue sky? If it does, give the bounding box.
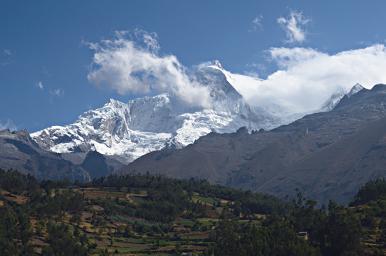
[2,0,386,131]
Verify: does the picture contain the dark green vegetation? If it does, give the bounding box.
[0,169,385,255]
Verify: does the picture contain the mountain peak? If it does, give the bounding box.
[206,60,224,70]
[371,83,386,92]
[108,98,121,104]
[347,83,364,97]
[106,98,127,108]
[31,62,282,164]
[0,129,39,148]
[212,60,223,69]
[321,83,365,112]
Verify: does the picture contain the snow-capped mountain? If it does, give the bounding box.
[321,83,364,111]
[31,63,362,164]
[32,62,279,163]
[347,83,365,97]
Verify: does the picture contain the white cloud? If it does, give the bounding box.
[251,15,263,31]
[3,49,12,56]
[277,11,309,43]
[1,49,12,66]
[0,119,17,131]
[85,30,386,117]
[50,88,64,97]
[268,47,323,68]
[87,31,211,108]
[36,81,44,90]
[224,44,386,114]
[134,29,160,52]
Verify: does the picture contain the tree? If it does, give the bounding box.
[212,218,319,256]
[42,222,90,256]
[321,202,363,256]
[0,206,19,255]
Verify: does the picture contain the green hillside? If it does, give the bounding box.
[0,169,385,255]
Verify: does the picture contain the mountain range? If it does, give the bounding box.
[0,129,90,180]
[0,129,125,181]
[31,62,357,166]
[125,83,386,204]
[2,61,384,204]
[31,62,283,164]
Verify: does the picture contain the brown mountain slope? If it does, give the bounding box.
[0,130,90,181]
[0,130,124,181]
[256,117,386,203]
[125,84,386,204]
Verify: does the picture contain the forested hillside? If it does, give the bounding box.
[0,169,385,255]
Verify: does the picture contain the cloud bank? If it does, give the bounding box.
[227,45,386,113]
[277,11,309,43]
[87,31,211,108]
[87,30,386,116]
